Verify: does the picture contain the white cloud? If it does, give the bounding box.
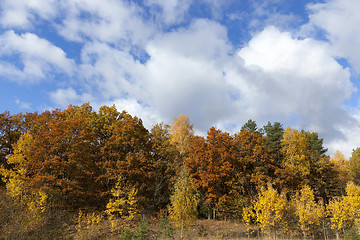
[294,0,360,156]
[143,19,235,128]
[79,41,147,100]
[235,26,356,154]
[56,0,154,47]
[0,30,75,82]
[244,0,302,32]
[144,0,192,25]
[0,0,58,28]
[305,0,360,72]
[326,111,360,158]
[69,19,235,130]
[102,98,163,130]
[50,88,93,108]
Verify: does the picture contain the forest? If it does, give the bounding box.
[0,103,359,240]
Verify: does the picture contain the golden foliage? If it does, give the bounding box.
[281,127,310,178]
[327,182,360,232]
[294,185,325,237]
[105,177,139,221]
[253,184,289,235]
[75,210,104,231]
[168,168,199,234]
[170,114,194,157]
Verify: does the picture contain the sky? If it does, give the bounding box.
[0,0,360,157]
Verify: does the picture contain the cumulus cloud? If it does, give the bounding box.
[56,0,155,47]
[305,0,360,72]
[143,19,235,129]
[79,41,147,101]
[0,0,58,29]
[50,88,93,108]
[103,98,163,130]
[326,111,360,158]
[0,30,75,82]
[236,26,354,140]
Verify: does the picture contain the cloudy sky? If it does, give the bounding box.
[0,0,359,157]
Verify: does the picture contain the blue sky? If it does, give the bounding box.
[0,0,360,157]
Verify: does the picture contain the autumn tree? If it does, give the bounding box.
[232,130,279,197]
[185,127,234,219]
[280,127,333,200]
[2,104,104,209]
[1,131,34,200]
[169,114,194,158]
[168,168,199,238]
[349,147,360,185]
[185,127,279,219]
[99,112,154,209]
[94,105,123,142]
[149,123,178,210]
[105,177,139,221]
[253,184,289,237]
[294,185,325,239]
[281,127,310,181]
[327,182,360,239]
[0,131,51,236]
[331,151,350,195]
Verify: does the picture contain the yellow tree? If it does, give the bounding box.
[169,114,194,158]
[105,177,139,222]
[327,182,360,239]
[294,185,325,239]
[1,131,33,199]
[253,184,289,237]
[0,132,49,235]
[331,151,350,194]
[281,127,310,178]
[168,168,199,238]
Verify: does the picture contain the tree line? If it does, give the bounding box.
[0,103,359,239]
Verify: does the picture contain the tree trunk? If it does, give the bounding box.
[180,219,184,240]
[323,220,327,240]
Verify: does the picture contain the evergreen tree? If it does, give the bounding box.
[241,119,261,135]
[263,121,284,164]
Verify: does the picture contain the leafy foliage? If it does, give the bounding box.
[349,148,360,185]
[169,114,194,157]
[105,177,139,221]
[327,182,360,236]
[294,185,325,238]
[169,168,199,235]
[253,184,289,235]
